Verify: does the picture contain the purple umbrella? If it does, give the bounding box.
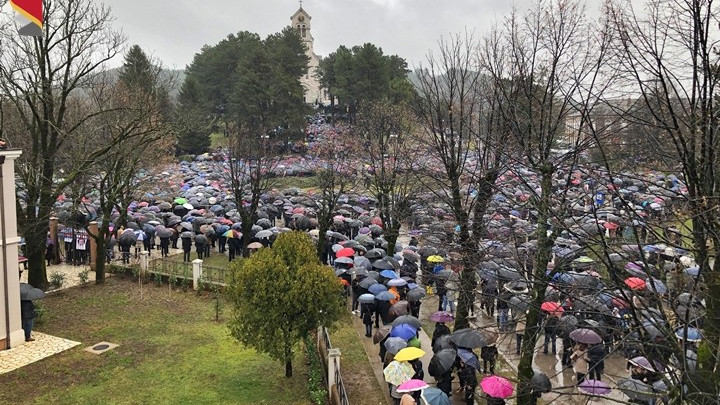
[629,356,666,372]
[569,328,603,344]
[579,379,611,395]
[430,311,455,323]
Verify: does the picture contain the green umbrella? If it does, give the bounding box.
[174,197,187,205]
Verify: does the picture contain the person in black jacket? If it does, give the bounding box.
[431,322,451,348]
[181,235,192,262]
[587,343,606,381]
[410,358,424,380]
[496,290,512,332]
[351,278,362,313]
[361,302,374,337]
[20,299,36,342]
[457,361,478,405]
[376,299,392,326]
[436,368,453,397]
[543,314,559,355]
[481,343,498,374]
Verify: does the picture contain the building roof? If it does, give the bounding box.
[290,7,311,21]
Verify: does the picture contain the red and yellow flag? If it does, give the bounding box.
[10,0,43,36]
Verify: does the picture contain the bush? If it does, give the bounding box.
[78,269,89,286]
[33,301,47,326]
[305,336,327,405]
[49,271,66,289]
[154,272,162,287]
[178,154,193,163]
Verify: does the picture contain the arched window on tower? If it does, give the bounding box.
[301,24,306,38]
[296,24,301,33]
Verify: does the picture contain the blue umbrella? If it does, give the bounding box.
[375,291,395,301]
[675,327,702,342]
[407,283,419,290]
[457,348,482,370]
[647,278,667,294]
[421,387,451,405]
[685,266,699,277]
[369,284,388,295]
[387,278,407,287]
[390,324,418,341]
[380,270,399,279]
[358,293,376,304]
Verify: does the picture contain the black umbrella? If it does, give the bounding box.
[556,315,579,337]
[359,277,377,289]
[19,283,45,300]
[450,328,494,349]
[508,295,530,314]
[497,265,522,281]
[531,371,551,393]
[617,378,666,401]
[157,228,173,238]
[432,334,454,353]
[118,231,137,244]
[180,231,193,239]
[406,288,426,302]
[428,349,457,377]
[372,259,395,270]
[366,249,384,260]
[194,234,208,244]
[391,315,422,329]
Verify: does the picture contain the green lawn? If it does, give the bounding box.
[329,312,386,405]
[0,277,312,405]
[210,132,228,149]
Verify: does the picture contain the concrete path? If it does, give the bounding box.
[0,332,80,374]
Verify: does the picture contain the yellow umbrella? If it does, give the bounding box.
[427,255,445,263]
[394,347,426,362]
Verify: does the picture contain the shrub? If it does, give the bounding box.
[78,269,89,286]
[154,272,162,286]
[305,336,327,405]
[49,271,66,289]
[33,301,47,326]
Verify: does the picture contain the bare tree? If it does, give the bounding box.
[226,130,279,257]
[607,0,720,400]
[0,0,124,288]
[352,100,420,253]
[480,1,612,402]
[414,32,507,330]
[304,127,359,261]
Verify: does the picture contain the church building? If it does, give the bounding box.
[290,6,328,105]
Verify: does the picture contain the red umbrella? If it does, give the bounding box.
[336,247,355,258]
[371,217,383,226]
[603,222,618,230]
[541,301,563,315]
[612,297,629,309]
[292,207,305,214]
[625,277,646,290]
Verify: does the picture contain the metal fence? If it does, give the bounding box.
[334,357,350,405]
[319,327,350,405]
[201,264,227,286]
[148,258,192,280]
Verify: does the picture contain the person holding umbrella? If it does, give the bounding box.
[361,302,374,337]
[481,342,498,374]
[19,283,45,342]
[181,232,193,262]
[456,359,478,405]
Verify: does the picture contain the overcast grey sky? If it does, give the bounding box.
[104,0,547,70]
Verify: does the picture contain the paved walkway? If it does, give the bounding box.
[0,332,80,374]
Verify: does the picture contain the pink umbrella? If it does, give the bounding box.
[397,379,429,393]
[481,375,514,399]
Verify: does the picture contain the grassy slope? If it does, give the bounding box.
[0,278,311,405]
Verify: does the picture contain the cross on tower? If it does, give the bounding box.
[299,0,303,8]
